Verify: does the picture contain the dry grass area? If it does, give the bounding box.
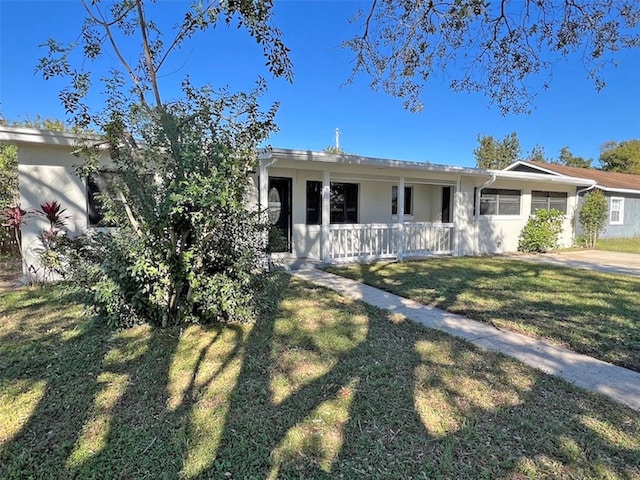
[1,272,639,478]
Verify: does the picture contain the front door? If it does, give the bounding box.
[268,177,292,252]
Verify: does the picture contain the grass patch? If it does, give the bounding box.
[596,237,640,254]
[1,273,639,478]
[327,257,640,371]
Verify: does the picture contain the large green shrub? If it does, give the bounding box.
[60,84,275,328]
[518,208,565,253]
[36,0,292,329]
[578,190,608,248]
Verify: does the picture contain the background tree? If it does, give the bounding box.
[322,145,347,155]
[526,144,548,163]
[474,132,521,169]
[599,140,640,174]
[345,1,640,114]
[579,189,608,248]
[38,0,292,327]
[555,146,592,168]
[0,142,18,210]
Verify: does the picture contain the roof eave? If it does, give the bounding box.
[262,148,490,176]
[0,125,102,148]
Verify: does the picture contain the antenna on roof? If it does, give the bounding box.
[335,128,340,150]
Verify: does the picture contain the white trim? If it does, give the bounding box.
[598,186,640,195]
[609,197,625,225]
[490,168,595,186]
[503,160,565,176]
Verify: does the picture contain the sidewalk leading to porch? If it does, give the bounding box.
[290,268,640,412]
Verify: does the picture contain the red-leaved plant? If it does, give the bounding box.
[34,200,69,282]
[1,205,33,283]
[0,205,29,248]
[37,200,68,229]
[1,200,70,284]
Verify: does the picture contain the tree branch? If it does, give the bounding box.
[135,0,163,108]
[81,0,149,107]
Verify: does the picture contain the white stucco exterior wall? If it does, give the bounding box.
[16,142,110,279]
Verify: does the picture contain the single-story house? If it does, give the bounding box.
[1,126,601,274]
[505,161,640,239]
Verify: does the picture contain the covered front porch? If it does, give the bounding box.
[258,149,469,264]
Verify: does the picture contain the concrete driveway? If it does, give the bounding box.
[513,250,640,276]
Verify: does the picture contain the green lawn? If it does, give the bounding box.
[597,237,640,254]
[1,271,640,479]
[327,257,640,372]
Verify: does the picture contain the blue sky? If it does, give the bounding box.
[1,0,639,168]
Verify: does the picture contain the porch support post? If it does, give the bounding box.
[321,170,330,261]
[259,158,269,215]
[398,176,405,261]
[453,179,461,256]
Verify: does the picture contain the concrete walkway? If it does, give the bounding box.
[291,268,640,412]
[512,250,640,276]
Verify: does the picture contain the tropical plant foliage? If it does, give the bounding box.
[37,0,293,327]
[345,1,640,114]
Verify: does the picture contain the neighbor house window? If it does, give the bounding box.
[330,182,358,223]
[391,186,413,216]
[87,172,120,227]
[609,197,624,225]
[479,188,521,215]
[306,180,322,225]
[531,191,568,214]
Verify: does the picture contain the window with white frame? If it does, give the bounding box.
[531,191,568,215]
[330,182,359,223]
[478,188,521,215]
[391,185,413,216]
[609,197,624,225]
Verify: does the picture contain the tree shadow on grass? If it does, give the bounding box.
[1,275,639,479]
[210,277,640,479]
[333,259,640,371]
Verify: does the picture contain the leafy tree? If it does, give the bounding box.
[578,190,608,248]
[599,140,640,174]
[556,146,592,168]
[344,1,640,114]
[526,144,548,163]
[0,143,18,210]
[38,0,292,327]
[474,132,521,169]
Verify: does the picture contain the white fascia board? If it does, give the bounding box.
[597,186,640,195]
[490,169,596,186]
[503,160,564,176]
[0,126,103,148]
[263,148,490,177]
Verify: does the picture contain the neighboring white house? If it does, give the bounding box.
[0,126,597,273]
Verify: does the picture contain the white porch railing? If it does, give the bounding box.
[328,222,454,262]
